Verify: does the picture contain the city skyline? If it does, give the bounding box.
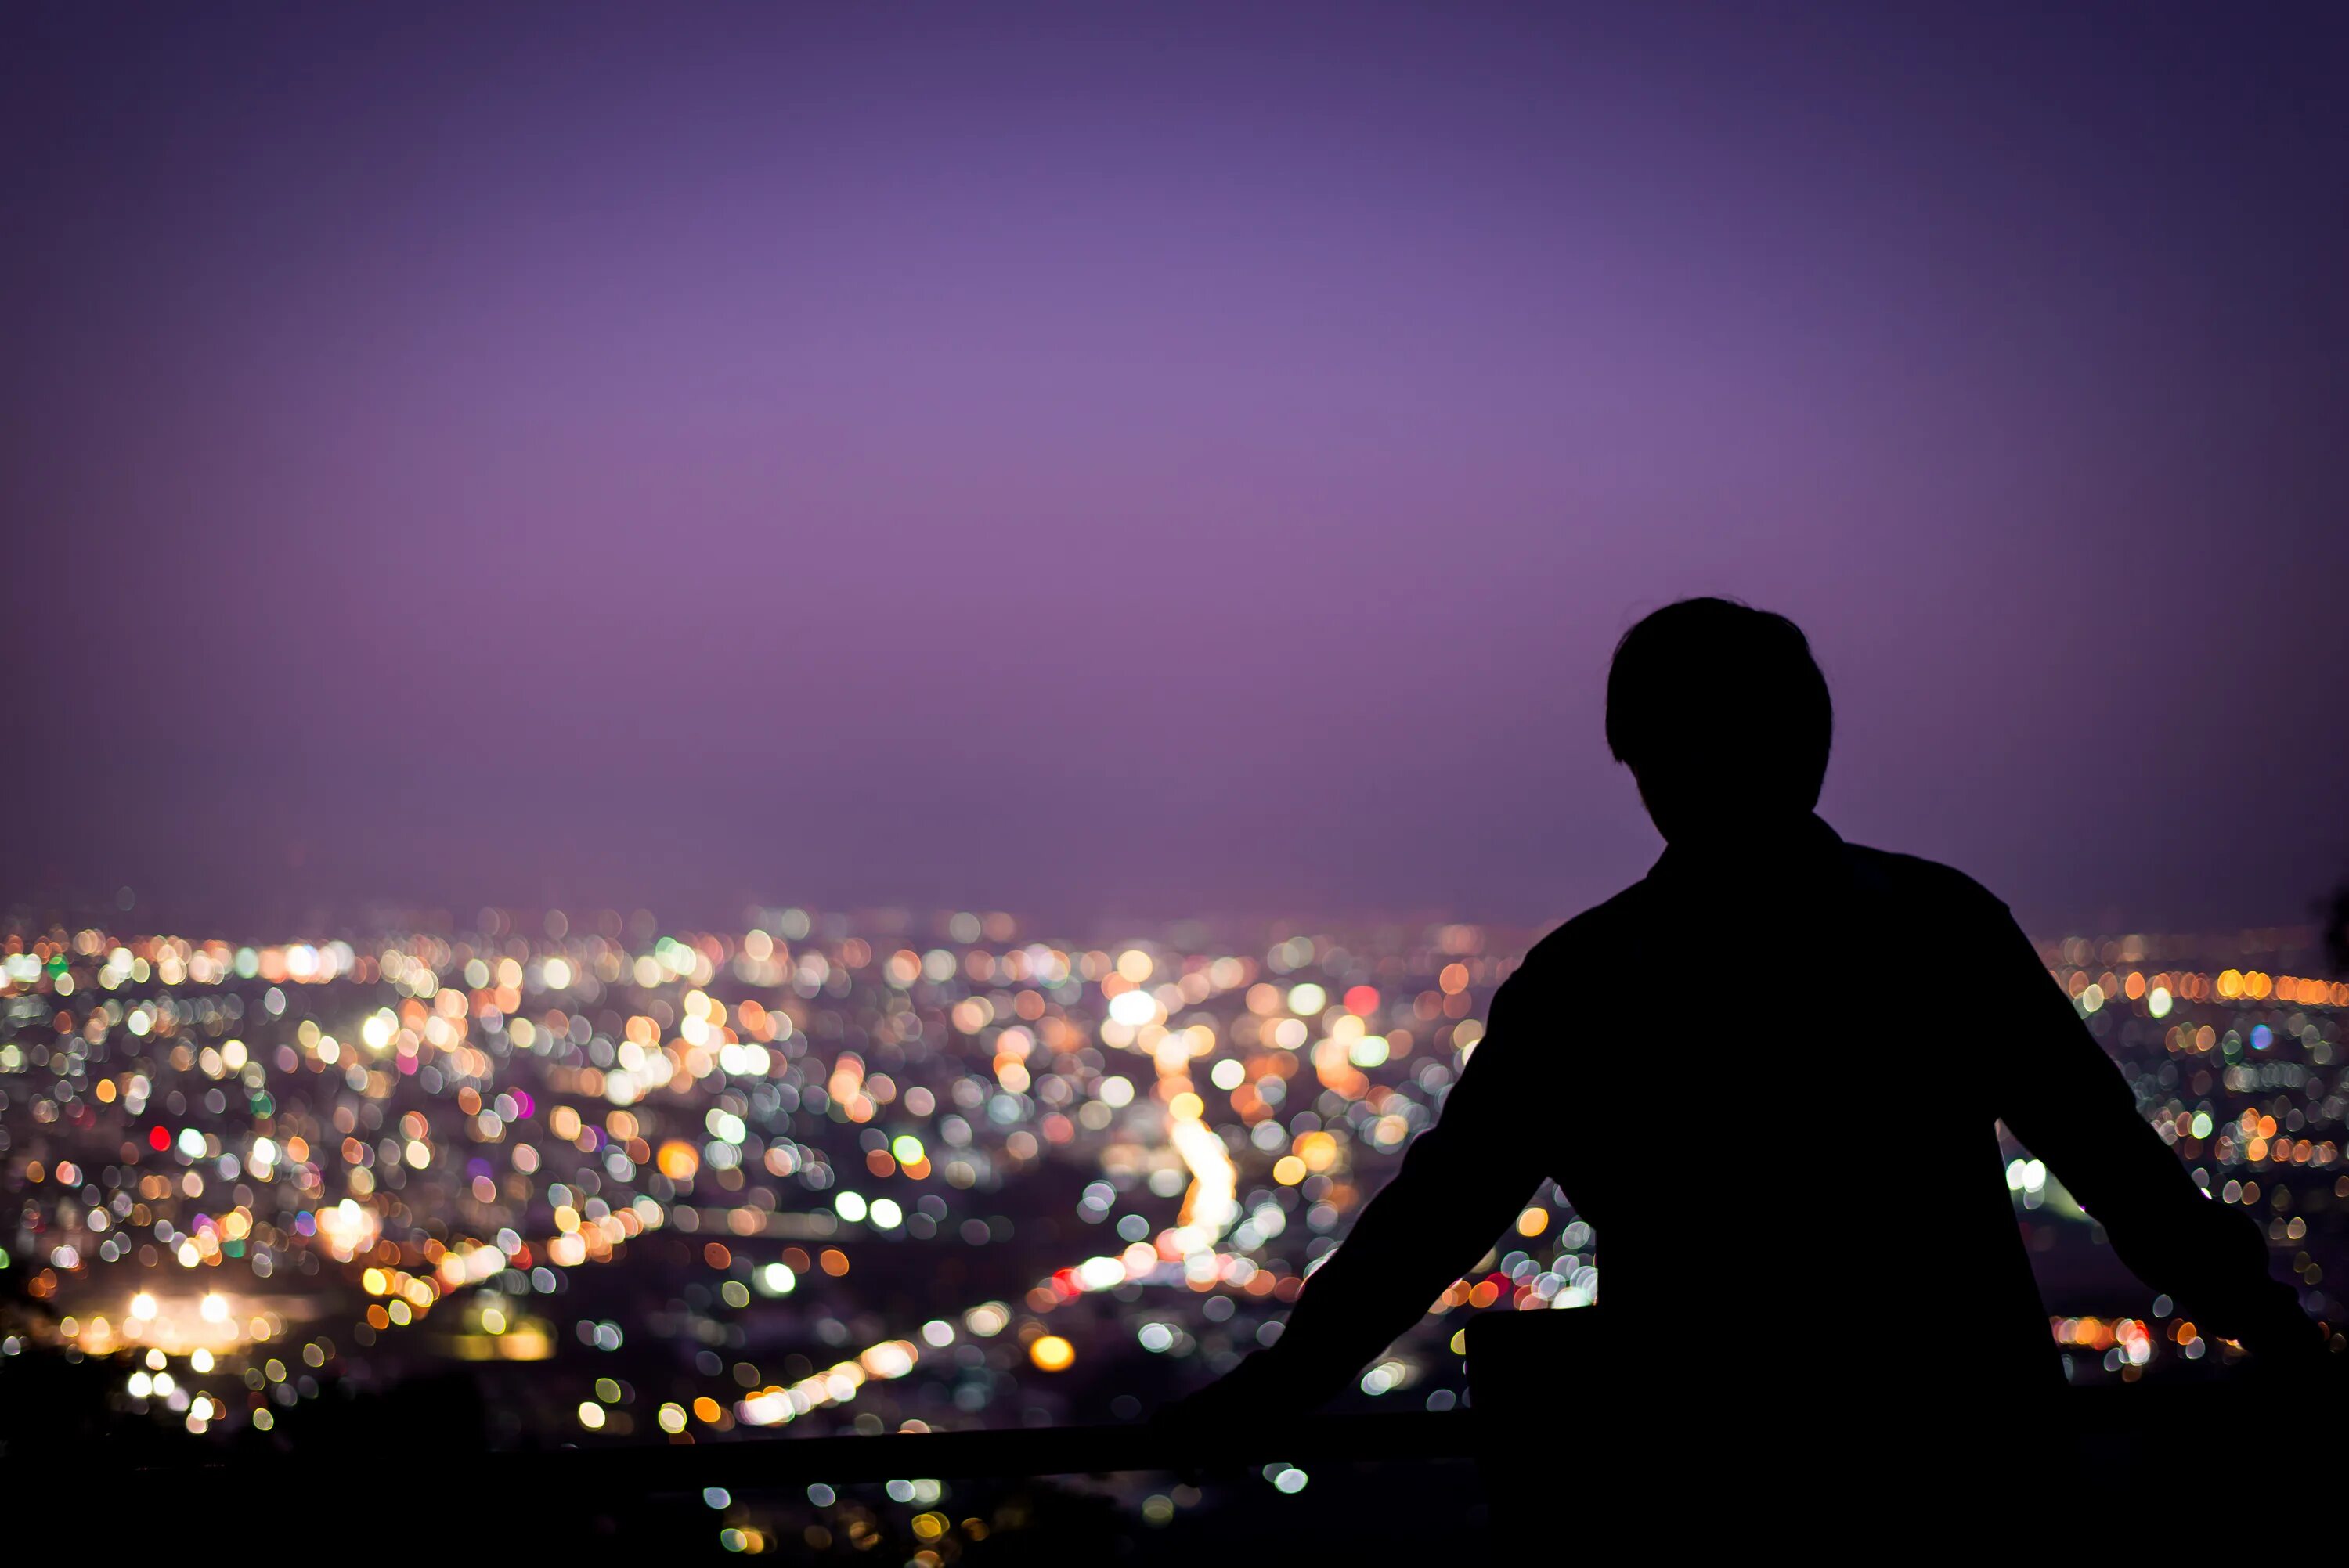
[10,907,2340,1394]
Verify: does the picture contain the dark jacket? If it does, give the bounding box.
[1239,815,2318,1408]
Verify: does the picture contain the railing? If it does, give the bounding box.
[118,1408,1470,1494]
[48,1377,2328,1560]
[106,1377,2325,1499]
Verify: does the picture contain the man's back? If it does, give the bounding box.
[1174,599,2320,1469]
[1502,816,2077,1402]
[1210,813,2314,1424]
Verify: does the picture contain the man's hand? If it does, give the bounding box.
[1152,1349,1322,1456]
[2233,1314,2341,1390]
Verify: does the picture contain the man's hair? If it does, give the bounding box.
[1604,597,1833,813]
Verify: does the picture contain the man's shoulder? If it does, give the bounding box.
[1510,882,1650,980]
[1839,841,2008,917]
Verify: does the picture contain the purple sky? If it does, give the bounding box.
[5,3,2345,935]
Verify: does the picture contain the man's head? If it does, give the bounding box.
[1605,597,1832,844]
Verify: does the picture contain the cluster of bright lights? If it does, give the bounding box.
[1,906,2337,1488]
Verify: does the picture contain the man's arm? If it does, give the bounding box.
[1979,895,2321,1361]
[1181,977,1554,1412]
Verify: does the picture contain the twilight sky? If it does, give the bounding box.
[4,2,2344,936]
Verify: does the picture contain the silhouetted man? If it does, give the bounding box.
[1174,598,2322,1507]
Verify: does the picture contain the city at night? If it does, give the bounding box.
[3,2,2344,1559]
[5,911,2344,1551]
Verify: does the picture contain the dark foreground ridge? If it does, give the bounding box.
[81,1374,2347,1567]
[120,1408,1470,1493]
[105,1375,2336,1492]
